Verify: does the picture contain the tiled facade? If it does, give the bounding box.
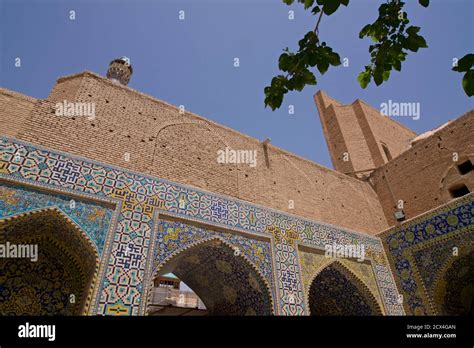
[0,136,404,315]
[0,66,472,316]
[380,195,474,315]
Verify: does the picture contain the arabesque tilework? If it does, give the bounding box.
[149,220,276,310]
[298,250,384,313]
[149,234,274,315]
[380,195,474,315]
[0,209,100,315]
[0,136,404,315]
[0,182,114,256]
[307,262,383,315]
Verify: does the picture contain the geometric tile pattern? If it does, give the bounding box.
[0,209,99,315]
[149,219,276,313]
[0,136,404,315]
[299,250,334,292]
[412,233,474,310]
[308,262,383,315]
[380,194,474,315]
[298,250,384,313]
[0,182,114,256]
[431,248,473,315]
[152,238,274,315]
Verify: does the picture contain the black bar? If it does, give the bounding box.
[0,316,472,346]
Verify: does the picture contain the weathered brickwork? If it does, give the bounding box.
[1,74,472,232]
[1,72,388,235]
[1,65,472,316]
[370,111,474,225]
[0,137,404,315]
[315,91,416,176]
[315,90,474,226]
[0,88,37,139]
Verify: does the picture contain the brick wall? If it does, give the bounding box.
[0,88,37,138]
[369,110,474,225]
[0,72,389,235]
[315,90,473,226]
[356,101,416,163]
[2,74,472,233]
[315,91,416,176]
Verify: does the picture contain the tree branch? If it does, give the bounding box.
[313,9,324,34]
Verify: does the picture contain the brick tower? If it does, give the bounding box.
[314,91,417,178]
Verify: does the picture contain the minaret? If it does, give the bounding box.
[106,56,133,86]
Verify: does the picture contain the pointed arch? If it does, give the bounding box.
[0,207,100,315]
[146,236,275,315]
[432,243,474,315]
[306,259,383,316]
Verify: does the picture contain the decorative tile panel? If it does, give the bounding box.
[0,137,404,315]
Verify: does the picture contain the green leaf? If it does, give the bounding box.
[329,52,341,66]
[373,67,384,85]
[370,22,383,42]
[278,53,292,71]
[418,0,429,7]
[283,0,294,5]
[417,36,428,48]
[288,74,306,91]
[462,70,474,96]
[267,94,284,110]
[317,60,329,74]
[302,69,317,84]
[406,26,420,35]
[317,0,340,15]
[304,0,314,9]
[307,52,318,67]
[359,24,371,39]
[264,76,289,110]
[357,70,371,89]
[378,3,388,15]
[316,0,348,15]
[323,48,341,66]
[299,31,318,49]
[453,54,474,72]
[311,5,320,14]
[393,59,401,71]
[406,33,427,52]
[271,75,287,89]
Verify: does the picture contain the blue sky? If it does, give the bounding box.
[1,0,472,168]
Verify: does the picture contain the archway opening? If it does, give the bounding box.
[0,209,99,315]
[308,262,382,316]
[149,272,207,316]
[147,238,273,316]
[434,249,474,315]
